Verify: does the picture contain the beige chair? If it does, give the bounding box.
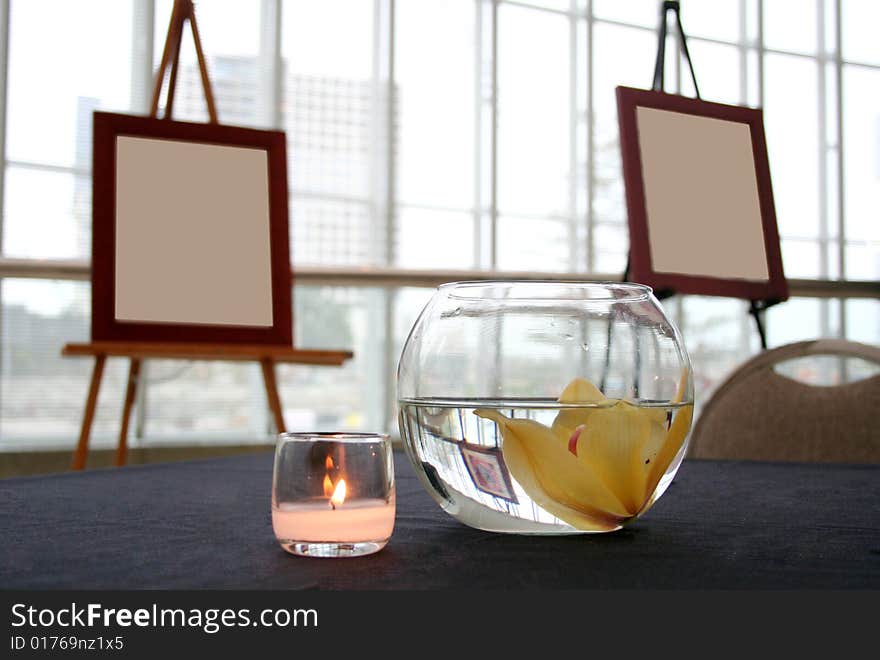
[689,339,880,463]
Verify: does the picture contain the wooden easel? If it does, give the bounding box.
[65,0,353,470]
[149,0,217,124]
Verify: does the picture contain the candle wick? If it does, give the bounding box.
[330,501,336,511]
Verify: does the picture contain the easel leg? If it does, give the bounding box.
[260,359,286,434]
[71,355,106,471]
[749,301,769,350]
[115,358,142,467]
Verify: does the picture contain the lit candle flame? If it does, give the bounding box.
[322,455,336,496]
[330,479,347,510]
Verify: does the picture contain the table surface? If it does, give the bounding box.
[1,452,877,589]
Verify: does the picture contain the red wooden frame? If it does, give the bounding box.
[91,111,293,345]
[616,86,788,302]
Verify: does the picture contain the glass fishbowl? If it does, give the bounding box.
[397,281,693,534]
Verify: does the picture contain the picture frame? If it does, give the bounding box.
[459,443,518,503]
[91,111,293,345]
[616,86,788,302]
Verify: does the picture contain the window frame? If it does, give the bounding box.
[0,0,877,445]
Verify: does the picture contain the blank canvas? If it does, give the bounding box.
[114,136,273,327]
[636,106,769,282]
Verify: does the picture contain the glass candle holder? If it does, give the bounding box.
[272,432,395,558]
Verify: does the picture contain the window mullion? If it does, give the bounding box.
[0,0,9,441]
[816,0,831,337]
[490,0,498,270]
[382,0,396,433]
[568,0,577,272]
[130,0,154,440]
[834,0,846,340]
[738,0,748,105]
[473,0,482,269]
[387,0,396,266]
[130,0,155,115]
[757,0,765,106]
[586,0,594,272]
[756,0,767,344]
[738,0,751,351]
[255,0,283,437]
[0,0,8,253]
[259,0,282,129]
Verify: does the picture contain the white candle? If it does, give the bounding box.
[272,495,396,544]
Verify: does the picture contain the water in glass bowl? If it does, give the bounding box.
[399,398,693,534]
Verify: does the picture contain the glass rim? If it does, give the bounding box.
[437,280,653,302]
[277,432,391,444]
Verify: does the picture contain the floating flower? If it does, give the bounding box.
[475,377,692,532]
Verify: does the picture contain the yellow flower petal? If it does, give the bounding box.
[551,377,609,444]
[640,407,669,425]
[475,409,629,525]
[497,419,623,532]
[575,401,651,515]
[636,369,691,508]
[639,413,669,469]
[643,404,693,502]
[558,378,606,404]
[673,368,689,404]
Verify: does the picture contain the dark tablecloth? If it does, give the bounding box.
[1,452,877,589]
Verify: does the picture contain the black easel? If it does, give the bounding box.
[621,0,780,351]
[652,0,701,100]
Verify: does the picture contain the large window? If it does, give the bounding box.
[1,0,877,449]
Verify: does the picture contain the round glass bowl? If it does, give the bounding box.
[397,281,694,534]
